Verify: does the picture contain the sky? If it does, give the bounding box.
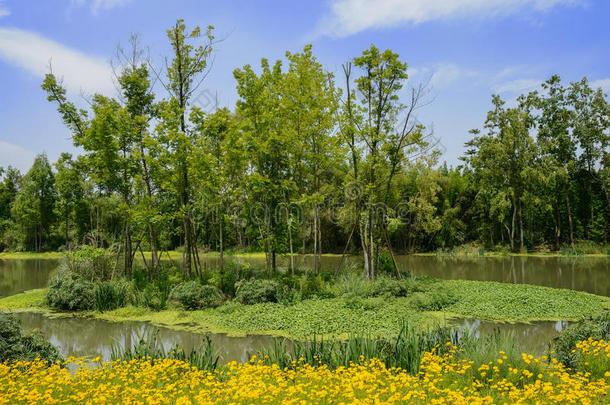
[0,0,609,172]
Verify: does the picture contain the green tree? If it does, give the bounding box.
[12,154,55,251]
[54,153,84,247]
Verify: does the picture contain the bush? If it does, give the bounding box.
[0,313,62,364]
[64,245,114,281]
[234,279,279,305]
[550,312,610,369]
[46,271,95,311]
[169,281,224,310]
[94,279,132,311]
[138,284,168,311]
[412,290,457,311]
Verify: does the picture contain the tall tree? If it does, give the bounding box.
[12,154,55,251]
[154,19,215,278]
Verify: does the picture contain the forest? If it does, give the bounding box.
[0,20,608,279]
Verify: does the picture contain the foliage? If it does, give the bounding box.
[412,290,457,311]
[169,281,224,310]
[110,330,219,371]
[0,313,62,364]
[46,271,95,311]
[258,322,459,374]
[550,311,610,369]
[93,279,133,311]
[234,279,279,305]
[64,245,114,281]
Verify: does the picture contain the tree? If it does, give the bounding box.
[283,45,341,274]
[464,96,539,251]
[153,19,215,278]
[12,154,55,251]
[54,153,84,247]
[340,45,430,277]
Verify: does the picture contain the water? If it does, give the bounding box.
[0,259,58,298]
[12,312,275,364]
[1,255,608,297]
[13,312,566,359]
[451,318,570,355]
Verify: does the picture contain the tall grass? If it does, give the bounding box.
[257,321,460,374]
[110,330,219,371]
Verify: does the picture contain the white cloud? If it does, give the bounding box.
[71,0,132,14]
[0,27,114,96]
[0,141,36,172]
[591,78,610,92]
[493,78,541,93]
[0,0,9,18]
[316,0,584,38]
[410,63,477,89]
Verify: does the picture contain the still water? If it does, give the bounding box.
[0,259,58,298]
[13,312,565,360]
[1,255,608,297]
[13,312,275,364]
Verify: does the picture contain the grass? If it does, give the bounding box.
[2,278,609,340]
[0,252,65,259]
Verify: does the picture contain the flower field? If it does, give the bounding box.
[1,341,609,404]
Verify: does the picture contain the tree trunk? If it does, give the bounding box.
[312,211,317,276]
[124,222,133,280]
[359,220,370,278]
[518,200,524,250]
[565,191,574,247]
[288,216,294,276]
[219,212,224,271]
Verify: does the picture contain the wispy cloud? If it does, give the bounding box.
[0,27,114,96]
[71,0,133,15]
[315,0,585,38]
[493,78,541,93]
[591,78,610,92]
[410,63,478,90]
[0,141,36,172]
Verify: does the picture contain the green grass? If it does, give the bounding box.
[0,252,65,259]
[0,289,47,310]
[2,279,609,339]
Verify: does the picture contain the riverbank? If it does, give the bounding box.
[2,279,608,340]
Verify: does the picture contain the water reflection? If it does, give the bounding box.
[0,259,58,298]
[13,312,275,364]
[451,318,570,354]
[1,255,608,298]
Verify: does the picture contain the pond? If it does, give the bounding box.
[2,255,607,297]
[12,312,275,364]
[13,312,566,361]
[0,258,59,298]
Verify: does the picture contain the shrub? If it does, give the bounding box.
[94,279,132,311]
[234,279,279,305]
[169,281,224,310]
[138,284,168,311]
[64,245,114,281]
[412,290,457,311]
[46,271,95,311]
[550,312,610,369]
[0,313,62,364]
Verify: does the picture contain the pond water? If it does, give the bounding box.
[13,312,275,364]
[0,259,58,298]
[1,255,608,297]
[13,312,566,360]
[1,255,605,359]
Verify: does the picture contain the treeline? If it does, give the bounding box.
[0,20,608,278]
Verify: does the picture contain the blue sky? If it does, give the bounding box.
[0,0,609,172]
